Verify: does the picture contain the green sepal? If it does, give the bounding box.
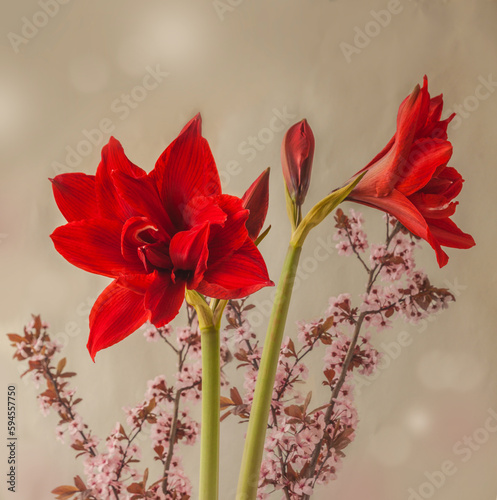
[284,183,297,233]
[185,290,227,331]
[185,290,214,330]
[290,173,365,247]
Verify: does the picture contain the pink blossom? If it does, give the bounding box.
[144,327,160,342]
[55,426,65,443]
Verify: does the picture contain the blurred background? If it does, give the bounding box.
[1,0,496,498]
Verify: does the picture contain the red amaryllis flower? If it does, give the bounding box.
[50,115,273,360]
[346,76,475,267]
[281,119,315,205]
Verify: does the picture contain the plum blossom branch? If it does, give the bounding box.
[7,311,205,499]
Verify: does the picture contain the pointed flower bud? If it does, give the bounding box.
[281,119,315,205]
[242,167,270,241]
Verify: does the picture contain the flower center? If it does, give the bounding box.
[173,269,193,283]
[138,241,172,273]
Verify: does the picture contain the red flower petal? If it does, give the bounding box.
[365,80,431,197]
[422,166,463,200]
[140,242,173,272]
[370,83,424,196]
[152,115,222,226]
[359,135,396,175]
[206,195,249,264]
[116,273,155,294]
[395,138,453,196]
[413,75,431,135]
[426,217,476,249]
[197,238,274,299]
[183,196,227,229]
[112,171,176,236]
[50,173,99,222]
[417,94,443,137]
[50,219,144,277]
[349,189,448,267]
[121,217,160,264]
[87,280,150,361]
[418,93,455,141]
[145,272,186,326]
[242,168,270,240]
[96,137,145,222]
[409,193,458,219]
[170,223,210,289]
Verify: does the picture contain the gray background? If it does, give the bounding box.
[1,0,496,499]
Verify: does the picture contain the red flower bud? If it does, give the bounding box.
[242,167,270,241]
[281,119,315,205]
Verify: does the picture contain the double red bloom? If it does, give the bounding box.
[347,76,475,266]
[51,115,273,360]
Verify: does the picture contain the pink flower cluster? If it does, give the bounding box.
[221,299,373,499]
[333,209,368,256]
[8,315,203,500]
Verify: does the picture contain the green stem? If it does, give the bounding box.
[199,324,220,500]
[236,243,302,500]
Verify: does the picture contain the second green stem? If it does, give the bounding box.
[236,243,302,500]
[199,324,220,500]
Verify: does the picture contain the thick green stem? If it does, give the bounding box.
[236,243,302,500]
[199,324,220,500]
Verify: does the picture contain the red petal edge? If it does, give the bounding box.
[88,280,150,361]
[197,238,274,299]
[50,173,99,222]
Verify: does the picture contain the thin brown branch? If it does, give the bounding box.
[41,357,97,458]
[300,221,403,498]
[344,225,370,273]
[300,311,366,500]
[162,389,183,494]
